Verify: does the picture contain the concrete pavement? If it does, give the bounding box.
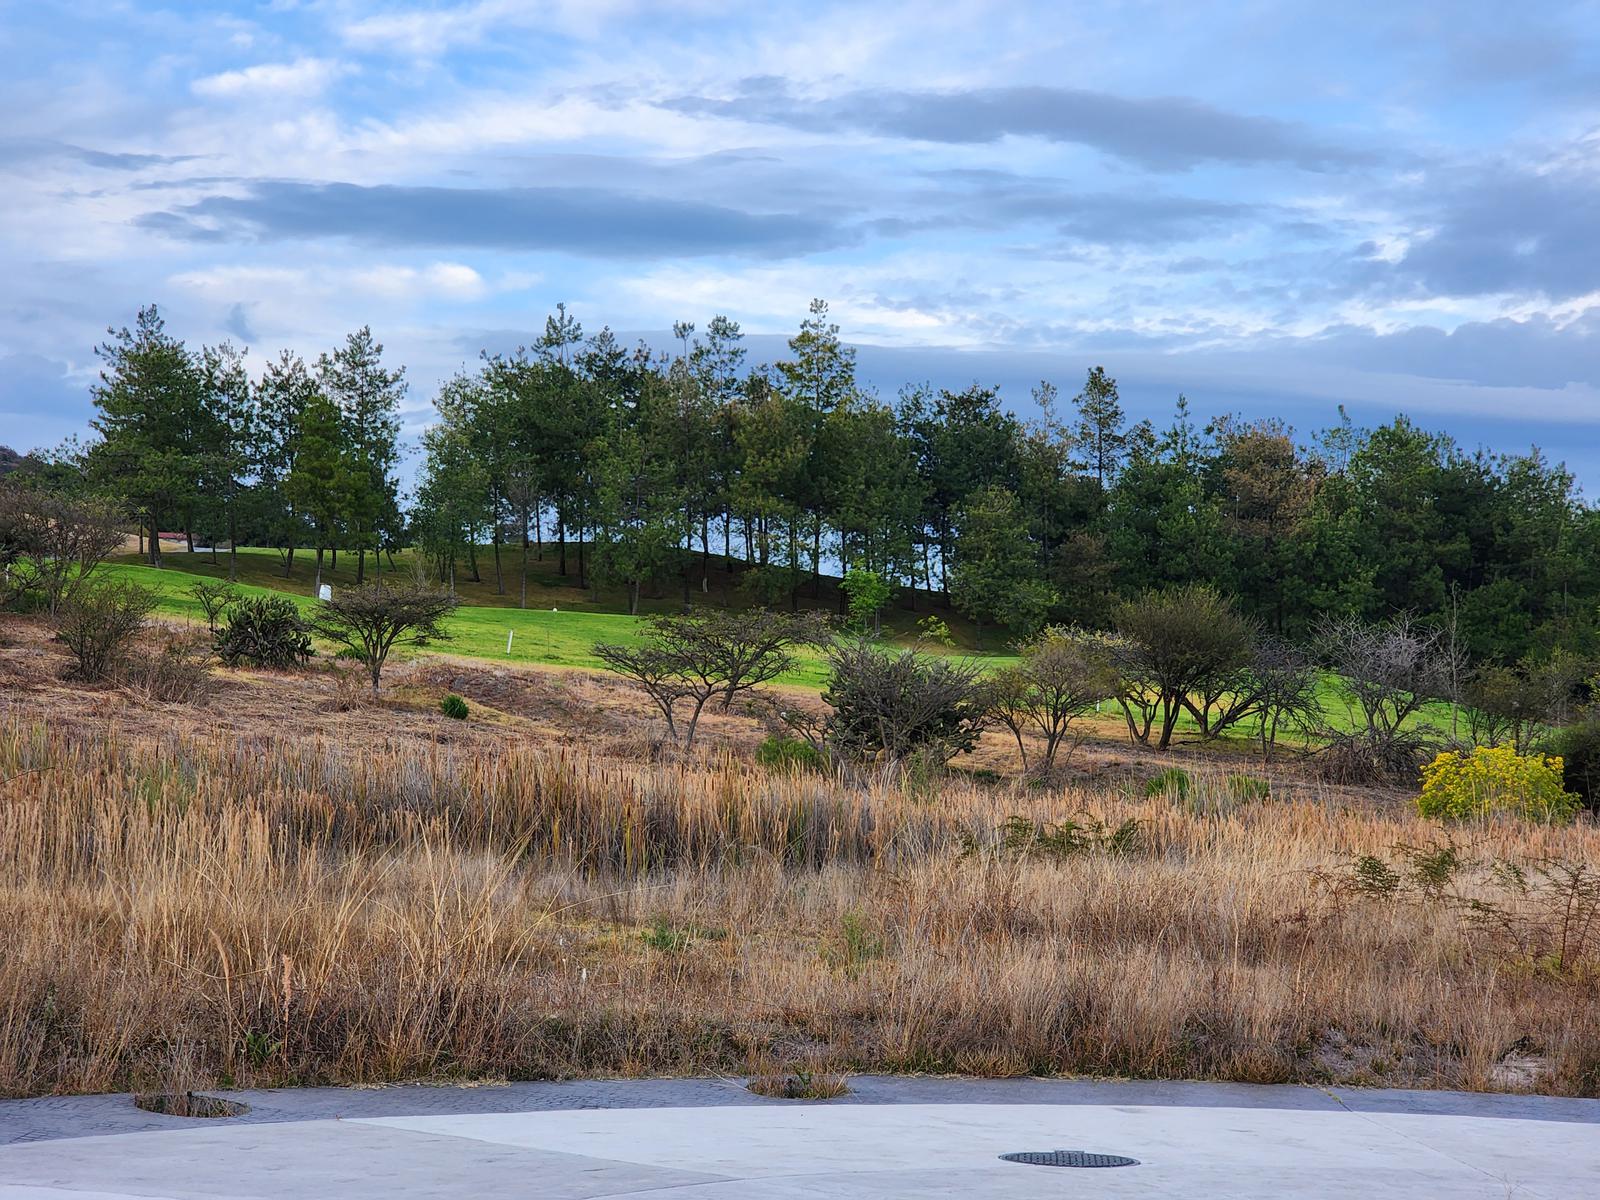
[2,1076,1596,1198]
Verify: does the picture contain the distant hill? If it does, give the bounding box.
[0,446,21,477]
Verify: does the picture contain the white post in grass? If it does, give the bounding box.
[506,629,514,656]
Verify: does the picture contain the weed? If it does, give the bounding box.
[440,693,469,720]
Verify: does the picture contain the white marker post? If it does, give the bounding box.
[506,629,514,656]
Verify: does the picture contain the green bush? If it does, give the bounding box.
[1144,766,1191,800]
[440,693,469,720]
[1417,746,1580,823]
[756,735,823,772]
[1550,720,1600,812]
[214,597,313,668]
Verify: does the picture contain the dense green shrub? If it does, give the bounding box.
[1551,720,1600,813]
[756,735,822,772]
[214,596,313,668]
[1417,746,1580,823]
[440,693,469,720]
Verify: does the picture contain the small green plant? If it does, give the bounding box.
[1417,746,1580,823]
[440,693,469,720]
[640,916,726,952]
[241,1028,283,1068]
[994,813,1141,859]
[915,614,954,647]
[1395,840,1468,898]
[756,735,823,773]
[1349,854,1403,898]
[1226,774,1271,802]
[822,912,884,975]
[1144,766,1191,801]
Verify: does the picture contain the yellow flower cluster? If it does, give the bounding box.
[1417,745,1580,823]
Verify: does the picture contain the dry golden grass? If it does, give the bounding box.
[2,695,1598,1100]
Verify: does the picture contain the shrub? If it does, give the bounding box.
[1110,585,1254,749]
[984,627,1117,774]
[55,580,158,681]
[1417,746,1581,823]
[214,597,313,668]
[122,632,214,704]
[1550,720,1600,813]
[795,638,988,773]
[1226,774,1272,802]
[756,735,822,773]
[440,693,469,720]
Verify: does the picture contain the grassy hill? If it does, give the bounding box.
[99,544,1462,743]
[101,546,1015,692]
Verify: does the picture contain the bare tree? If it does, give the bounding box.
[312,581,459,695]
[986,628,1116,773]
[1317,613,1448,780]
[595,609,826,750]
[1249,634,1322,761]
[0,483,124,614]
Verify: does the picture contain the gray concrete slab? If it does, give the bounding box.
[2,1078,1596,1198]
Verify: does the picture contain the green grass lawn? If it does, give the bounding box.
[100,549,1014,691]
[100,546,1460,740]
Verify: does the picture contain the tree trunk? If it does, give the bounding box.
[558,518,567,576]
[314,546,324,593]
[284,544,295,578]
[520,510,530,609]
[492,526,504,595]
[356,545,366,585]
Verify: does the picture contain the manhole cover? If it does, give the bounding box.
[1000,1150,1139,1168]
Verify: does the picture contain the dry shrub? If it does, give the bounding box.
[0,717,1597,1100]
[120,632,215,705]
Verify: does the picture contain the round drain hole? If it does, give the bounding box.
[133,1092,249,1119]
[1001,1150,1139,1168]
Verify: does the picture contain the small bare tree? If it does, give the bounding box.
[1317,613,1448,780]
[986,628,1116,773]
[189,581,239,632]
[1249,634,1322,761]
[595,609,826,750]
[0,483,124,614]
[312,581,459,696]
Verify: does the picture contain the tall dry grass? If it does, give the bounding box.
[1,716,1597,1099]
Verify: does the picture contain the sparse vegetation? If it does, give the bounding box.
[54,579,159,681]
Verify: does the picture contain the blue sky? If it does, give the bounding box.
[3,1,1600,482]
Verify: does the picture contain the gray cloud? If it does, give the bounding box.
[661,80,1376,171]
[0,137,195,171]
[135,180,847,258]
[1385,165,1600,300]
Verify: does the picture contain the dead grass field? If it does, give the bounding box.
[1,614,1597,1100]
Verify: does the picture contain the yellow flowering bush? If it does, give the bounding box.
[1417,746,1581,823]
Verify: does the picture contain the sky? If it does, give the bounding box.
[3,1,1600,484]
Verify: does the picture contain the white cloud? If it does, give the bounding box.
[192,57,347,99]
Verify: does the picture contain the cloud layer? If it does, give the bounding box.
[2,1,1599,482]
